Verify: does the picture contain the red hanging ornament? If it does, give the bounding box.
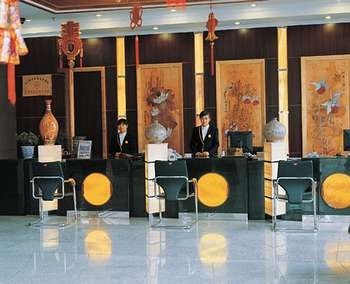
[130,4,143,68]
[205,12,219,77]
[166,0,186,8]
[0,0,28,106]
[57,21,83,69]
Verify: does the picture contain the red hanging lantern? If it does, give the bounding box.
[0,0,28,105]
[57,21,83,69]
[205,12,219,77]
[166,0,186,8]
[130,4,143,68]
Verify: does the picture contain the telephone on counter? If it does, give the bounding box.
[168,148,182,161]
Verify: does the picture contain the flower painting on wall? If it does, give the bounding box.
[216,59,266,151]
[301,55,350,156]
[137,63,184,152]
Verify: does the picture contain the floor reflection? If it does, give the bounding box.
[199,233,227,265]
[84,229,112,263]
[325,240,350,273]
[0,216,348,283]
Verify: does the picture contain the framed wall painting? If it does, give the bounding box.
[301,55,350,156]
[216,59,266,152]
[136,63,184,153]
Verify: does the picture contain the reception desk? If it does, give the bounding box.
[0,157,265,219]
[305,157,350,215]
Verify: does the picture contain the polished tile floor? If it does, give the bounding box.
[0,216,349,284]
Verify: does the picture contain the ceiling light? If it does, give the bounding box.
[25,19,31,22]
[250,3,257,7]
[325,15,332,20]
[96,13,102,17]
[153,26,159,30]
[234,21,240,25]
[171,8,176,12]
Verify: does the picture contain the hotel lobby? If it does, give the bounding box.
[1,0,350,283]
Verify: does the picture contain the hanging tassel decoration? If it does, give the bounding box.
[130,4,143,68]
[57,21,83,69]
[7,63,15,105]
[0,0,28,105]
[210,42,215,77]
[205,11,218,77]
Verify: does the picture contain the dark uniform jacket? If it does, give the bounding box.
[190,124,219,157]
[110,132,137,156]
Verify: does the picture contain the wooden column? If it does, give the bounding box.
[278,27,289,153]
[63,68,75,152]
[0,65,17,159]
[194,33,204,124]
[116,37,126,118]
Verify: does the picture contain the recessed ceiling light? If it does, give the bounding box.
[96,13,102,17]
[325,15,332,20]
[235,21,240,25]
[171,8,176,12]
[153,26,159,30]
[250,3,257,7]
[25,19,31,22]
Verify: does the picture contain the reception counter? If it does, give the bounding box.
[305,157,350,215]
[0,157,265,219]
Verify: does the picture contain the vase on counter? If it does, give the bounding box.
[145,119,171,144]
[39,99,59,145]
[263,117,286,142]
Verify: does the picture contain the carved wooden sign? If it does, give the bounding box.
[22,74,52,97]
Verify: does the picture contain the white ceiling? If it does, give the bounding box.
[19,0,350,38]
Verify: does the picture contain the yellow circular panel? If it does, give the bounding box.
[85,230,112,263]
[82,173,112,206]
[322,173,350,209]
[199,233,228,265]
[198,173,229,207]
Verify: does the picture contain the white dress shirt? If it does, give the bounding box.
[119,132,127,145]
[201,125,210,140]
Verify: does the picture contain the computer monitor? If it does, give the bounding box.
[343,129,350,151]
[227,131,253,153]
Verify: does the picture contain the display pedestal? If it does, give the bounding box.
[38,145,62,212]
[264,142,287,216]
[145,143,168,214]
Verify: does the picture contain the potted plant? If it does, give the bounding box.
[17,131,39,159]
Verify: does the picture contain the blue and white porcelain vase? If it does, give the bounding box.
[263,118,286,142]
[145,120,172,144]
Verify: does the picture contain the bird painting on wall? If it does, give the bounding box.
[311,80,327,94]
[320,92,342,115]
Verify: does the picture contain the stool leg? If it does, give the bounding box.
[72,185,78,220]
[39,199,44,222]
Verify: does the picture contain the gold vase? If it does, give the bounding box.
[39,99,59,145]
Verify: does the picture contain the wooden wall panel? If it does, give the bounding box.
[203,27,278,132]
[125,33,195,153]
[288,23,350,156]
[15,37,117,157]
[16,37,58,75]
[74,71,102,157]
[81,38,116,67]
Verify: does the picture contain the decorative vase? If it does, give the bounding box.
[263,117,286,142]
[21,146,34,159]
[39,99,59,145]
[145,120,171,143]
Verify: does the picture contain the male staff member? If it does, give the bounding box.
[190,110,219,157]
[110,118,137,157]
